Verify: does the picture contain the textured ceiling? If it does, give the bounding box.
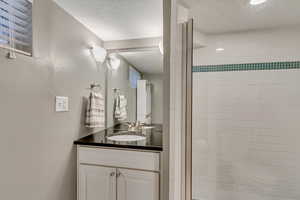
[181,0,300,34]
[54,0,163,41]
[119,50,163,74]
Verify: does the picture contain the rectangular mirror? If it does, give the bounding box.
[54,0,164,129]
[106,48,164,127]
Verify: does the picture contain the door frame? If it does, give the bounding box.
[162,0,193,200]
[181,19,193,200]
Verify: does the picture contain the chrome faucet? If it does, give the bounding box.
[126,121,144,131]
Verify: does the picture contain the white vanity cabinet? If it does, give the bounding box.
[79,165,116,200]
[117,168,159,200]
[77,146,160,200]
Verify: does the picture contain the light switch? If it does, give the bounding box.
[55,96,69,112]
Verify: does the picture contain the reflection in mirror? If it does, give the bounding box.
[107,43,164,128]
[54,0,164,129]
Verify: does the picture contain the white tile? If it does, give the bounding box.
[193,70,300,200]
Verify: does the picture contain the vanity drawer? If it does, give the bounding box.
[78,146,160,171]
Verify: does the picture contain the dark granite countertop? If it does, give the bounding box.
[74,124,163,151]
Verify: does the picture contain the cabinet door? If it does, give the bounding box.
[117,169,159,200]
[79,165,116,200]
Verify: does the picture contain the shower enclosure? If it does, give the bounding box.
[182,2,300,200]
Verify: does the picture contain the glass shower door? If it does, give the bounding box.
[190,13,300,200]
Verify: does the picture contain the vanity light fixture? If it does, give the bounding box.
[216,48,224,52]
[107,53,121,70]
[250,0,267,5]
[90,46,107,63]
[89,46,120,70]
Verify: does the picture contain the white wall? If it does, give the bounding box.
[192,26,300,200]
[0,1,105,199]
[194,27,300,66]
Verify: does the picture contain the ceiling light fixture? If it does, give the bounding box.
[250,0,267,5]
[216,48,224,52]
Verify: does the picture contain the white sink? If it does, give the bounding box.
[142,126,155,130]
[107,134,146,142]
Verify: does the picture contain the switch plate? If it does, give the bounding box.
[55,96,69,112]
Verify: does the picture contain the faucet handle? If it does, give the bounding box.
[124,122,132,127]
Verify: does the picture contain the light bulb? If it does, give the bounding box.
[250,0,267,5]
[90,46,107,63]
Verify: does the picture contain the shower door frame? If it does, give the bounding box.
[182,18,193,200]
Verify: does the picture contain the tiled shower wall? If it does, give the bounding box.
[192,27,300,200]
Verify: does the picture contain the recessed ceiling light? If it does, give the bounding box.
[250,0,267,5]
[216,48,224,52]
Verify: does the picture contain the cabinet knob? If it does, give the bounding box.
[110,172,116,177]
[116,171,121,177]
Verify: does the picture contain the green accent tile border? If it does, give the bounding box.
[193,61,300,72]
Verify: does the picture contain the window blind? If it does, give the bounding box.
[0,0,32,55]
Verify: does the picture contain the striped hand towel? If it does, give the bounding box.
[85,91,105,128]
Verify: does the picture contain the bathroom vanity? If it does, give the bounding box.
[74,124,162,200]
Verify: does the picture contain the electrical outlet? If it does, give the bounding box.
[55,96,69,112]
